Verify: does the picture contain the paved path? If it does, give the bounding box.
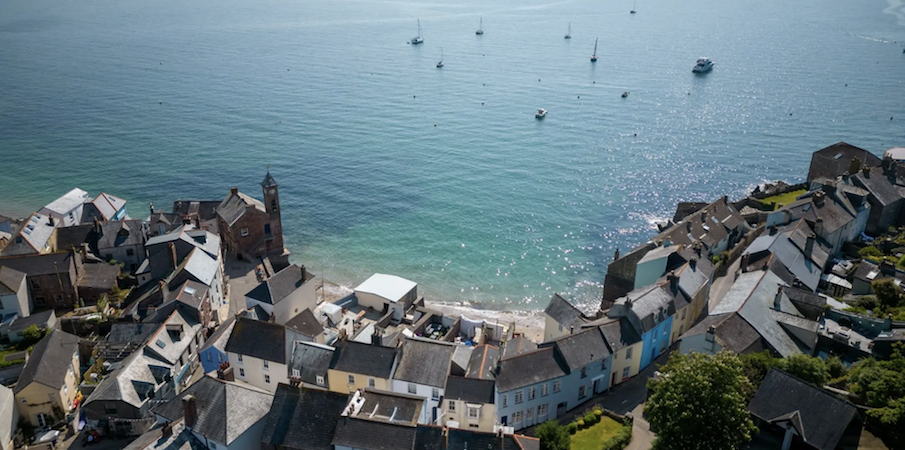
[708,256,742,313]
[624,403,655,450]
[223,258,259,318]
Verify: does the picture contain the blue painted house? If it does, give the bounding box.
[608,281,677,371]
[494,326,613,431]
[199,316,236,373]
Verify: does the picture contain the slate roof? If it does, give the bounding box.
[654,197,747,252]
[609,284,676,334]
[3,213,56,256]
[122,419,204,450]
[7,310,55,334]
[216,191,266,227]
[96,220,144,249]
[260,383,348,450]
[350,390,424,425]
[465,344,500,380]
[172,200,221,221]
[246,264,311,305]
[92,193,127,221]
[681,314,763,354]
[596,318,642,353]
[332,418,417,450]
[853,167,905,207]
[108,322,157,345]
[775,188,859,236]
[153,376,273,446]
[200,316,236,353]
[501,334,537,359]
[444,376,495,403]
[746,220,829,291]
[0,266,25,296]
[77,263,120,290]
[748,369,859,450]
[393,338,456,388]
[285,308,323,338]
[225,317,286,363]
[173,280,209,310]
[496,347,567,392]
[413,427,534,450]
[0,252,75,278]
[289,341,334,386]
[807,141,881,182]
[42,188,90,216]
[543,327,611,372]
[144,308,203,366]
[261,172,278,188]
[145,227,220,260]
[180,248,219,286]
[15,330,79,393]
[543,294,589,331]
[330,340,398,379]
[86,350,170,408]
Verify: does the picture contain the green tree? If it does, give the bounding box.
[22,324,44,343]
[646,352,757,450]
[859,246,883,258]
[873,278,903,310]
[825,356,847,380]
[535,420,570,450]
[779,354,829,386]
[739,351,780,391]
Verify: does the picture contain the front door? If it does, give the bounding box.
[556,402,568,417]
[594,378,603,394]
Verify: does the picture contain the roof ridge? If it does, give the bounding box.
[769,368,855,407]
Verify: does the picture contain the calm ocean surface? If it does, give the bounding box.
[1,0,904,312]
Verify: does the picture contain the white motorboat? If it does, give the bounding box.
[536,108,547,119]
[411,19,424,45]
[692,57,714,73]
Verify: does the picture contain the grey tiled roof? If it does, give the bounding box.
[15,330,79,393]
[748,369,859,450]
[0,252,74,277]
[289,341,334,386]
[332,418,417,450]
[747,220,828,291]
[0,266,25,295]
[246,264,311,305]
[807,141,881,182]
[260,383,348,450]
[153,376,273,446]
[596,318,642,353]
[216,191,266,227]
[413,427,532,450]
[200,316,236,353]
[7,310,55,334]
[225,317,286,363]
[444,376,495,403]
[330,340,398,379]
[500,335,537,359]
[853,167,905,206]
[85,350,170,408]
[654,197,747,252]
[681,313,763,355]
[284,308,323,338]
[465,344,500,380]
[393,338,456,388]
[543,294,589,331]
[172,200,221,221]
[496,347,567,393]
[542,327,611,372]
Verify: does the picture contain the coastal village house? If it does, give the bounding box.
[259,383,349,450]
[38,189,129,227]
[216,172,289,267]
[14,330,81,428]
[327,340,399,394]
[244,263,317,326]
[543,294,590,342]
[54,219,147,274]
[143,227,225,315]
[595,318,642,387]
[353,273,419,323]
[441,376,496,432]
[1,213,57,257]
[0,250,84,310]
[199,317,236,374]
[0,266,31,321]
[767,185,868,256]
[152,376,274,450]
[806,141,881,183]
[742,220,831,292]
[287,340,334,390]
[390,337,456,424]
[607,284,675,371]
[0,385,17,450]
[225,317,288,393]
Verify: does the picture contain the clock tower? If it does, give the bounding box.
[261,170,285,260]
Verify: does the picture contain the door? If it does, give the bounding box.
[556,402,568,418]
[36,413,50,428]
[594,378,603,394]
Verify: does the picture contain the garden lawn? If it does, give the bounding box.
[760,189,807,210]
[570,416,623,450]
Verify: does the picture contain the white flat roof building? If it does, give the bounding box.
[354,274,417,302]
[884,147,905,161]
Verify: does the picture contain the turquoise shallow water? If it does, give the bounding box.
[1,0,904,312]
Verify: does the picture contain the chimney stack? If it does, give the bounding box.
[814,218,824,237]
[667,271,678,292]
[371,327,382,346]
[230,187,239,196]
[805,233,815,259]
[613,248,620,261]
[813,191,825,206]
[774,286,783,311]
[150,202,155,215]
[169,242,178,270]
[217,363,235,382]
[182,394,198,428]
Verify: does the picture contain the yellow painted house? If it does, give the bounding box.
[326,340,399,394]
[14,330,81,427]
[590,318,642,387]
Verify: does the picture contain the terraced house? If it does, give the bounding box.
[14,330,80,427]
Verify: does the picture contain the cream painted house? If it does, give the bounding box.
[326,340,398,394]
[225,317,287,393]
[441,377,497,432]
[542,294,590,343]
[14,330,81,427]
[595,319,642,387]
[244,264,317,326]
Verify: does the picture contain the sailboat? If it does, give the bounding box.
[437,48,444,68]
[631,1,637,13]
[411,19,424,45]
[564,22,572,39]
[476,17,484,35]
[590,38,598,62]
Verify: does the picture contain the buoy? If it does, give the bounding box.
[159,101,162,104]
[434,124,437,127]
[845,84,848,86]
[790,113,793,116]
[538,79,541,82]
[481,102,484,105]
[413,95,416,98]
[633,133,637,136]
[593,81,596,84]
[577,96,580,98]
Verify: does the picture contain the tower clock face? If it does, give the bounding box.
[268,189,276,195]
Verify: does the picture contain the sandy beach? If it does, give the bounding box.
[321,278,547,343]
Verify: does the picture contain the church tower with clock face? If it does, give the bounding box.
[261,170,285,260]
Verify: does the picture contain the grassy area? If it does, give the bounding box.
[570,416,623,450]
[760,189,807,210]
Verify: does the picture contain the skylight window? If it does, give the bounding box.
[184,286,196,295]
[156,340,166,348]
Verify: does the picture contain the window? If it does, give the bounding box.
[553,381,561,393]
[558,324,563,332]
[240,227,249,237]
[622,367,630,379]
[625,347,633,360]
[526,407,533,420]
[271,199,278,212]
[408,383,417,394]
[158,224,166,235]
[578,385,587,399]
[31,280,40,289]
[502,394,508,408]
[316,375,325,385]
[528,387,536,400]
[538,404,548,416]
[348,374,355,384]
[449,400,457,413]
[467,405,481,419]
[239,368,245,378]
[580,368,587,379]
[601,360,607,371]
[265,375,271,384]
[292,369,300,378]
[207,353,212,362]
[104,404,117,415]
[126,249,134,256]
[514,390,523,404]
[513,411,523,424]
[264,223,271,235]
[663,328,668,336]
[64,385,68,394]
[432,388,440,400]
[368,378,376,388]
[209,442,216,450]
[237,354,243,364]
[263,360,269,370]
[681,309,687,320]
[541,383,549,397]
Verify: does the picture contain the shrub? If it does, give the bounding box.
[859,246,883,258]
[602,422,633,450]
[585,413,597,425]
[535,420,570,450]
[594,409,603,417]
[567,422,578,434]
[577,419,585,428]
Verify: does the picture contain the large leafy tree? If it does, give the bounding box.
[535,420,570,450]
[646,352,757,450]
[873,278,903,310]
[780,354,829,386]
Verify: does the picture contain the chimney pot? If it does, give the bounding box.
[182,394,198,428]
[230,187,239,196]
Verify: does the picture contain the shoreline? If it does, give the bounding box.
[321,278,548,343]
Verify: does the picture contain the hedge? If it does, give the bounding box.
[601,420,633,450]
